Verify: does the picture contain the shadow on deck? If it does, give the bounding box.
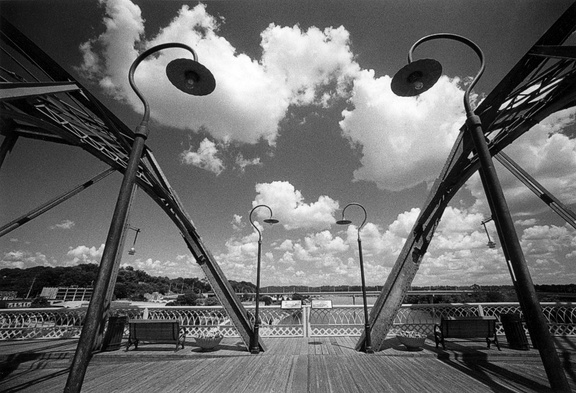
[2,335,576,392]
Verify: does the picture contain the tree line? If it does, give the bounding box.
[2,264,574,306]
[0,264,255,305]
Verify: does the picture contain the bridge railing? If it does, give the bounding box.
[2,302,575,340]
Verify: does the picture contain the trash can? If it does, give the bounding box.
[101,316,128,351]
[499,313,530,350]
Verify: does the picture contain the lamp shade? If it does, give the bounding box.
[263,218,279,224]
[166,58,216,96]
[336,219,352,225]
[391,58,442,97]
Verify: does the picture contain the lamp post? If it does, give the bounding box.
[64,43,215,393]
[127,226,141,255]
[391,33,569,391]
[337,202,373,353]
[249,204,279,354]
[481,218,496,249]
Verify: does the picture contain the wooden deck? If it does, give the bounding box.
[2,335,576,392]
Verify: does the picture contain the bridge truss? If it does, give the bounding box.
[0,18,260,351]
[361,3,576,351]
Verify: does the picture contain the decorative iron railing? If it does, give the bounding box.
[2,302,575,340]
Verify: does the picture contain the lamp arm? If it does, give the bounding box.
[342,202,368,230]
[128,43,199,129]
[132,229,140,246]
[250,204,273,241]
[407,33,485,114]
[341,203,368,242]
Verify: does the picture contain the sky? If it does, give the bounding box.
[1,0,575,288]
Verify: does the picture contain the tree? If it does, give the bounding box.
[204,296,220,306]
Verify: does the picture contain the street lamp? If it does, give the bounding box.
[65,43,215,393]
[481,218,496,249]
[336,202,373,354]
[391,33,569,391]
[249,204,279,354]
[127,226,141,255]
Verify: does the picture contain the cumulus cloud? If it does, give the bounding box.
[122,256,203,278]
[66,244,105,265]
[1,250,54,269]
[235,154,261,172]
[181,138,225,175]
[253,181,339,230]
[340,71,467,191]
[50,220,75,230]
[213,198,423,286]
[76,0,144,99]
[78,1,359,147]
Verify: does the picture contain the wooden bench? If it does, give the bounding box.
[126,319,185,351]
[434,316,500,350]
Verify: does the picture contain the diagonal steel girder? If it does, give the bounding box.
[0,18,260,350]
[361,2,576,351]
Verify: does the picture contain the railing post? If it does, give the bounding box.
[302,305,310,337]
[478,304,485,316]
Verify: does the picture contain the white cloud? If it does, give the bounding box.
[1,250,54,269]
[76,0,144,99]
[231,214,245,231]
[50,219,75,230]
[121,255,203,278]
[181,138,225,175]
[340,71,467,191]
[260,24,359,107]
[235,154,261,172]
[78,2,360,147]
[66,244,105,265]
[253,181,339,230]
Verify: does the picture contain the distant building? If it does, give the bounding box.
[40,287,93,302]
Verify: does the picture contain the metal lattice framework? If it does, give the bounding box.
[0,18,259,351]
[362,3,576,351]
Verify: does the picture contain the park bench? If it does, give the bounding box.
[126,319,185,351]
[434,316,500,350]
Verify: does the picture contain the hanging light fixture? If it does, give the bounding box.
[481,218,496,249]
[128,226,141,255]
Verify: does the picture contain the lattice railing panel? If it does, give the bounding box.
[0,308,86,340]
[250,307,305,337]
[3,303,576,340]
[311,325,364,336]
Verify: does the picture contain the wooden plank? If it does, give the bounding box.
[287,354,308,392]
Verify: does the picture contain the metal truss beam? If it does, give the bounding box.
[495,152,576,230]
[0,17,258,350]
[0,168,115,238]
[361,2,576,352]
[0,82,80,101]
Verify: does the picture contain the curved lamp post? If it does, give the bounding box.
[249,204,279,354]
[391,34,569,391]
[337,203,373,354]
[65,43,215,393]
[127,226,141,255]
[481,218,496,249]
